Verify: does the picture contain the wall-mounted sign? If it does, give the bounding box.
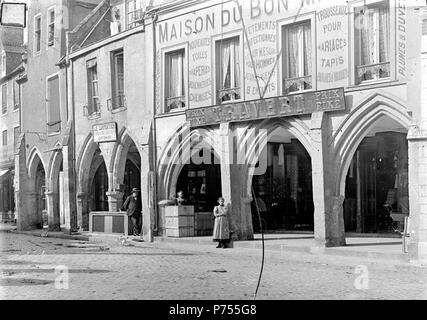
[186,87,345,128]
[93,122,118,143]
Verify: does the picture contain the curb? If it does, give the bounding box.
[9,229,91,241]
[155,236,411,262]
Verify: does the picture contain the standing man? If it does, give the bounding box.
[122,188,142,236]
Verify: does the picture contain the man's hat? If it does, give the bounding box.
[131,188,140,193]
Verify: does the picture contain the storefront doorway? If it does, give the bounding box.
[176,149,221,236]
[35,162,46,228]
[251,139,314,232]
[122,142,141,199]
[344,131,409,233]
[90,159,108,212]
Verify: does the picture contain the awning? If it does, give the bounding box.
[0,169,10,179]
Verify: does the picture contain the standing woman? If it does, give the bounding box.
[213,197,230,248]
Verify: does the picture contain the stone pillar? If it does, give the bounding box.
[310,112,346,247]
[408,126,427,262]
[14,134,41,230]
[141,169,155,242]
[76,192,89,230]
[219,123,253,240]
[45,191,61,231]
[107,191,124,212]
[62,144,77,234]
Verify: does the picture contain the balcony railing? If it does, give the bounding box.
[107,94,127,111]
[83,101,101,118]
[283,75,312,94]
[356,62,390,83]
[217,87,241,103]
[127,8,144,29]
[166,96,185,112]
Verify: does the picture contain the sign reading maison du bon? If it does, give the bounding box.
[93,122,118,143]
[186,88,345,128]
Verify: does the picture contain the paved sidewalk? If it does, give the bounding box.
[3,223,421,268]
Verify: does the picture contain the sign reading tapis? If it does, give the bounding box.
[93,122,118,143]
[186,87,345,128]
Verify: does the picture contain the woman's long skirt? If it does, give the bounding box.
[213,216,230,241]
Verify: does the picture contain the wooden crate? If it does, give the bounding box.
[164,206,195,238]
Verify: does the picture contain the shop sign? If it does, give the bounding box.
[93,122,117,143]
[186,87,346,128]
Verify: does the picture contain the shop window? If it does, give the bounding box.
[355,2,390,84]
[86,59,100,116]
[46,74,61,133]
[1,84,7,114]
[165,49,185,112]
[109,49,125,110]
[34,14,41,53]
[282,21,312,94]
[216,36,241,103]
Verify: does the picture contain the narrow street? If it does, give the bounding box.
[1,230,426,300]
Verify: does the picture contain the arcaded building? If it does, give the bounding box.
[0,26,24,222]
[10,0,427,261]
[15,0,101,233]
[66,0,154,238]
[149,0,427,260]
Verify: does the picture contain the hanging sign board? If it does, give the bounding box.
[93,122,118,143]
[186,87,346,128]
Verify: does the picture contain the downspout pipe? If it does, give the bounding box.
[150,10,160,234]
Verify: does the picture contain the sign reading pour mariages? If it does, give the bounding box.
[186,87,346,128]
[93,122,118,143]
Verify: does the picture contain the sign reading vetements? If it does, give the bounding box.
[186,88,346,128]
[93,122,118,143]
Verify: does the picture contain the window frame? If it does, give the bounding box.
[13,125,20,150]
[34,13,42,55]
[126,0,143,30]
[46,72,61,135]
[13,78,20,111]
[280,15,315,95]
[0,52,5,77]
[1,83,7,115]
[47,6,56,48]
[349,0,396,86]
[214,35,243,104]
[162,44,188,113]
[2,130,7,147]
[86,59,100,117]
[110,49,125,110]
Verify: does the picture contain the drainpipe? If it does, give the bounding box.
[65,31,77,232]
[150,10,160,234]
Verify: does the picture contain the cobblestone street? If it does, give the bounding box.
[1,230,427,300]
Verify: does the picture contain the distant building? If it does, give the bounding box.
[15,0,101,232]
[0,26,24,222]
